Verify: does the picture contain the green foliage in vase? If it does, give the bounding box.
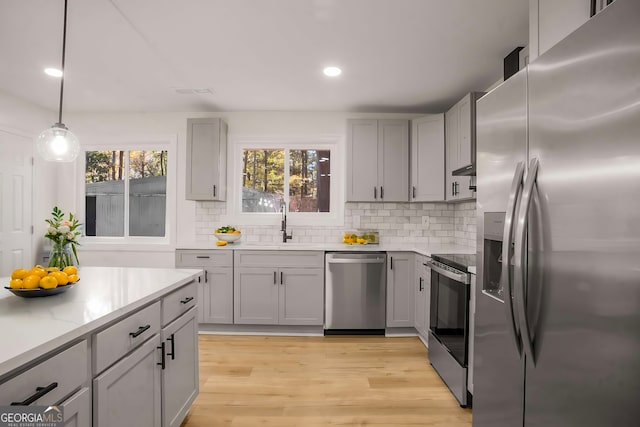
[45,207,82,267]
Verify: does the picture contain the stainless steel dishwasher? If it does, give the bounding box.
[325,252,386,334]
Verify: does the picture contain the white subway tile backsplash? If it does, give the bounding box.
[193,200,477,247]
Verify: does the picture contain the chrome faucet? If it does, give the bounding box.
[280,201,293,243]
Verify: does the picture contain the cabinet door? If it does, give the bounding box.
[186,118,226,201]
[61,387,91,427]
[422,260,432,341]
[233,268,279,324]
[457,95,474,200]
[414,255,426,334]
[94,335,162,427]
[346,119,379,202]
[162,309,199,427]
[278,268,324,326]
[411,115,445,202]
[203,268,233,324]
[379,119,409,202]
[445,106,459,201]
[386,252,415,327]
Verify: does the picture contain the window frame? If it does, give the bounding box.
[76,136,177,248]
[223,135,344,226]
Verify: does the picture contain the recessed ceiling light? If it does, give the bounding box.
[44,68,63,77]
[323,66,342,77]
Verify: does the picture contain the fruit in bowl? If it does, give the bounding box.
[8,265,80,290]
[214,226,242,243]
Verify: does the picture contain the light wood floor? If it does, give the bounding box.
[182,335,472,427]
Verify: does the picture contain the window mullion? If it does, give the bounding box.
[123,151,130,237]
[284,148,290,210]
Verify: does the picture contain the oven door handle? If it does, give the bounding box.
[426,261,469,284]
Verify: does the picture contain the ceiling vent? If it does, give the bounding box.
[174,88,214,95]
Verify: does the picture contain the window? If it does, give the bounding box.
[85,150,168,237]
[241,148,331,213]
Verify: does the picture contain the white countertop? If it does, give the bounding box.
[177,242,475,258]
[0,266,201,379]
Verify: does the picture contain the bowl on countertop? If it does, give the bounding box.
[215,233,242,243]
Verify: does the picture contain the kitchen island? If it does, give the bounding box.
[0,266,202,427]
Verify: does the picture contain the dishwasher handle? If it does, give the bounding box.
[327,258,385,265]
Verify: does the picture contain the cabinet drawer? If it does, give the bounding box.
[0,340,87,406]
[163,281,198,326]
[176,250,232,268]
[234,251,324,268]
[93,301,161,375]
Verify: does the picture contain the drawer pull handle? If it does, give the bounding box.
[157,342,166,370]
[196,256,210,259]
[11,382,58,406]
[130,325,151,338]
[180,297,194,304]
[167,334,176,360]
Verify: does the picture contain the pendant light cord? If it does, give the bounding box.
[58,0,68,125]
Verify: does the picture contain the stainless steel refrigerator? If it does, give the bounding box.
[474,1,640,426]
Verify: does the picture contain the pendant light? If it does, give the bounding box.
[37,0,80,162]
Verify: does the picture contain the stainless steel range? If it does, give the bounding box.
[427,253,475,407]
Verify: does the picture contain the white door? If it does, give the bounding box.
[0,130,32,276]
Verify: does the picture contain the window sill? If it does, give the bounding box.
[78,238,173,253]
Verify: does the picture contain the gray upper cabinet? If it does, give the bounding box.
[347,119,409,202]
[445,93,482,201]
[386,252,415,328]
[410,115,445,202]
[186,118,227,201]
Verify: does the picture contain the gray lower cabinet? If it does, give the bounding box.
[233,251,324,326]
[386,252,415,328]
[61,387,91,427]
[161,308,199,427]
[279,268,324,325]
[93,335,163,427]
[175,250,233,325]
[203,268,233,324]
[234,267,280,324]
[414,256,431,341]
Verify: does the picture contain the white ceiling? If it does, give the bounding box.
[0,0,528,113]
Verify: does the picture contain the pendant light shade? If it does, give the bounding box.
[37,123,80,162]
[38,0,79,162]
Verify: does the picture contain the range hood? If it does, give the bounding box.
[452,164,475,176]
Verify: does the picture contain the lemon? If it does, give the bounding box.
[50,271,69,286]
[232,230,241,234]
[39,276,58,289]
[22,275,41,289]
[11,269,29,280]
[46,267,60,273]
[216,241,228,246]
[9,279,23,289]
[29,267,47,279]
[67,274,80,283]
[62,266,78,276]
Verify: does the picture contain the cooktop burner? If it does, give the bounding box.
[431,253,476,273]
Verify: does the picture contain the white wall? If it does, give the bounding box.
[0,91,59,265]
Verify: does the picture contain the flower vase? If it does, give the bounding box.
[48,242,75,269]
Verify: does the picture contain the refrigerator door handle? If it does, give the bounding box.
[501,161,525,356]
[515,157,540,365]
